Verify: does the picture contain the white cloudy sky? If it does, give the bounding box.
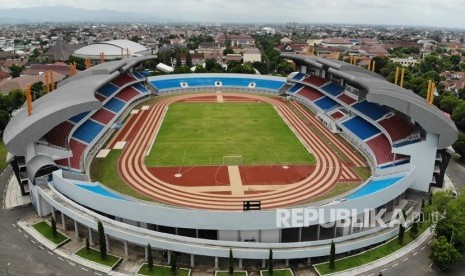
[0,0,464,27]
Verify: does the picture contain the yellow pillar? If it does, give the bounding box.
[400,68,405,87]
[426,80,432,102]
[26,84,32,116]
[368,59,372,71]
[45,71,50,94]
[394,67,399,85]
[372,60,376,72]
[429,82,436,105]
[121,48,124,59]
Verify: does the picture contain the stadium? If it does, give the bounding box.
[3,53,458,267]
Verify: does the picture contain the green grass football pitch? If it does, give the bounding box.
[146,102,315,166]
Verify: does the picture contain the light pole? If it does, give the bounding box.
[6,262,10,276]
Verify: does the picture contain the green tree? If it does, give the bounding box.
[30,81,44,100]
[185,52,193,67]
[175,52,182,67]
[194,64,207,73]
[173,66,191,74]
[0,110,10,132]
[3,89,25,114]
[452,101,465,130]
[411,220,419,237]
[458,88,465,100]
[147,244,153,271]
[398,223,405,244]
[9,64,23,78]
[86,237,90,251]
[453,133,465,161]
[228,248,234,274]
[51,217,57,237]
[97,220,107,260]
[227,63,255,74]
[439,95,461,114]
[430,236,462,271]
[205,58,222,72]
[268,248,273,275]
[223,46,234,56]
[329,240,336,270]
[170,251,177,273]
[252,61,269,74]
[67,56,86,70]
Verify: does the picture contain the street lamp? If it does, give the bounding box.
[6,263,10,276]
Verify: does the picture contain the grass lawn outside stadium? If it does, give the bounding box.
[146,102,315,166]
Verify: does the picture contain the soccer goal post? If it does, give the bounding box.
[222,155,243,165]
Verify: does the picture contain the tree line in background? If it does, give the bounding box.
[371,49,465,158]
[0,90,26,132]
[144,33,294,77]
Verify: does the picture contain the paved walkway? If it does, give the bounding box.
[228,166,244,196]
[319,227,432,276]
[18,219,114,274]
[216,91,224,103]
[3,175,30,209]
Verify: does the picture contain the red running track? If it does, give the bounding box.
[117,93,363,210]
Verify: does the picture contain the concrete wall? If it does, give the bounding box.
[37,183,410,259]
[393,133,438,192]
[51,169,414,231]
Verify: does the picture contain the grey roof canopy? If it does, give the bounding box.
[3,56,154,156]
[281,53,458,149]
[26,155,58,180]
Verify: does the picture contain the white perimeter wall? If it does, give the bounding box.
[393,133,438,192]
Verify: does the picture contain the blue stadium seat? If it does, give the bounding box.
[347,176,404,200]
[151,79,183,90]
[321,82,345,96]
[288,83,304,94]
[220,78,251,87]
[293,72,305,81]
[186,78,217,87]
[72,120,104,144]
[68,111,90,123]
[352,100,389,121]
[98,83,120,97]
[132,83,149,93]
[314,96,339,111]
[104,98,126,113]
[254,79,285,90]
[342,116,380,140]
[132,71,145,80]
[151,77,285,91]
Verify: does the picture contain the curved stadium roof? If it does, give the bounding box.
[281,53,458,149]
[3,56,153,156]
[73,40,149,60]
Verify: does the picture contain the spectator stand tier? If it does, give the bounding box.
[342,116,380,141]
[321,82,345,97]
